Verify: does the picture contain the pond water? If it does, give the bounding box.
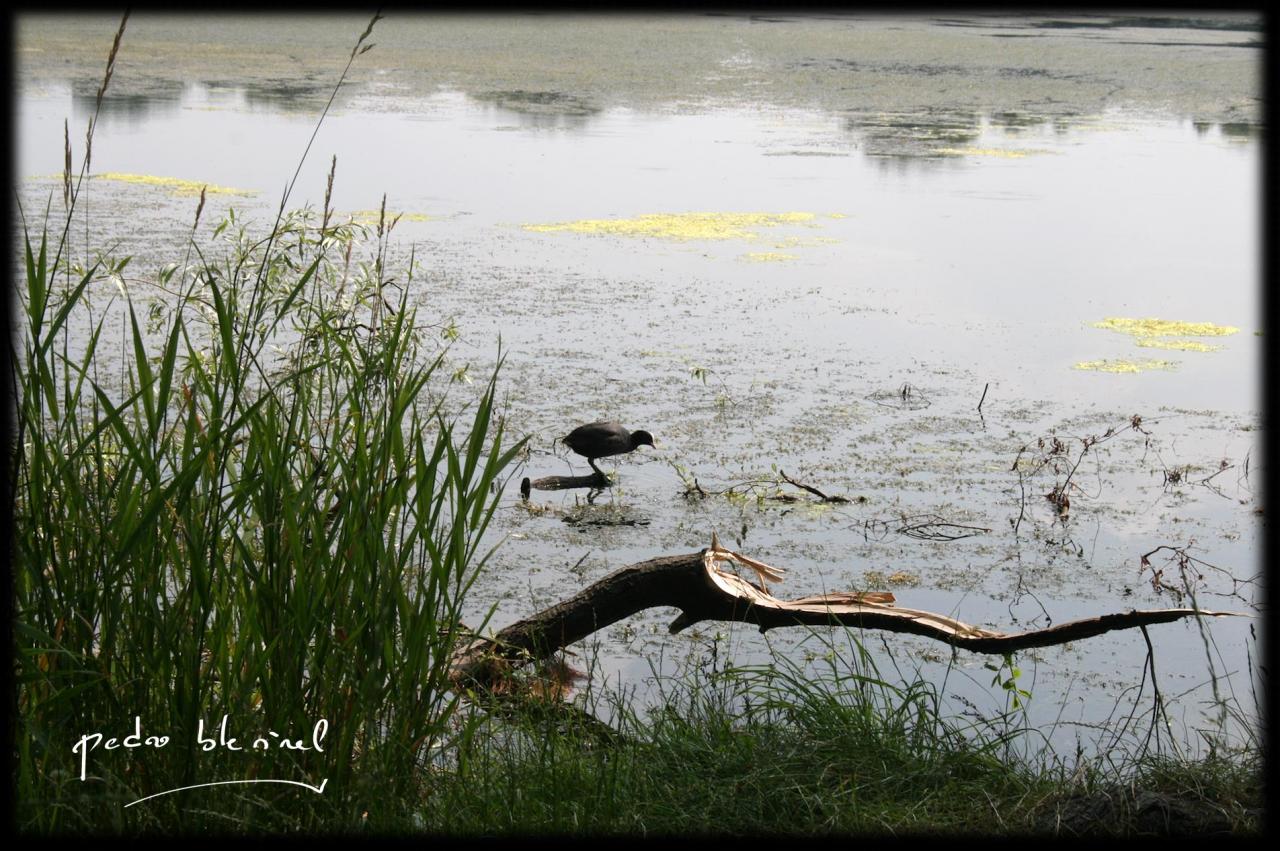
[15,12,1263,758]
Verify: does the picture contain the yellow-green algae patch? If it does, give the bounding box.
[743,251,798,262]
[93,172,256,197]
[523,211,820,242]
[932,146,1037,159]
[1093,317,1239,339]
[1073,358,1178,374]
[770,236,838,249]
[863,569,921,587]
[346,210,438,224]
[1134,338,1223,352]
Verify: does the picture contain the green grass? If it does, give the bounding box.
[419,643,1262,836]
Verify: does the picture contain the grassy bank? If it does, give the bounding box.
[420,645,1263,836]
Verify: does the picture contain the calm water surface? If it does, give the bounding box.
[16,13,1263,757]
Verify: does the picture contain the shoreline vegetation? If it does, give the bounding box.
[16,12,1261,128]
[10,14,1262,835]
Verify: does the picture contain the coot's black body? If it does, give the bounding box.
[561,421,654,475]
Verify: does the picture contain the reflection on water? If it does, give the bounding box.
[988,110,1063,133]
[231,78,349,112]
[1028,15,1262,32]
[840,108,1087,168]
[69,78,355,128]
[843,109,984,163]
[71,78,184,124]
[470,89,602,130]
[1217,122,1264,141]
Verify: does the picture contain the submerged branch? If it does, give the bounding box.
[779,469,850,503]
[522,471,610,494]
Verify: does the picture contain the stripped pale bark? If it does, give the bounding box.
[451,535,1247,690]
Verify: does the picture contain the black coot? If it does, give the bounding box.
[561,421,654,475]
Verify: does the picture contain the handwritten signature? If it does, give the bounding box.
[73,715,329,807]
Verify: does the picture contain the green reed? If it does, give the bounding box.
[12,12,523,833]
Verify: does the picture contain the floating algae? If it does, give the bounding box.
[1135,338,1224,352]
[346,210,438,224]
[1078,317,1237,371]
[523,211,821,242]
[1092,317,1239,339]
[931,146,1038,159]
[92,172,256,197]
[743,251,799,262]
[1073,358,1178,374]
[769,235,839,249]
[863,569,921,588]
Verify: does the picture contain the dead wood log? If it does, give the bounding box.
[450,536,1248,690]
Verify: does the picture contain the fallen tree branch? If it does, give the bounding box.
[450,536,1247,690]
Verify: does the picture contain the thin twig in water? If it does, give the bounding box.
[896,514,990,541]
[779,470,851,503]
